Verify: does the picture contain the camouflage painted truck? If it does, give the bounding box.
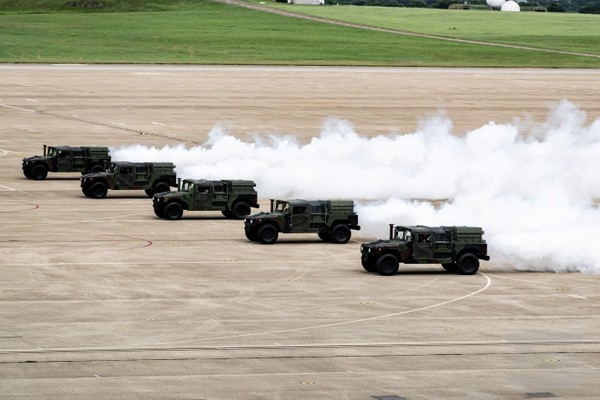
[153,179,259,220]
[244,199,360,244]
[22,145,110,180]
[81,161,177,199]
[361,225,490,276]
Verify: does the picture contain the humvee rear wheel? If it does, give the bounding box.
[330,224,351,244]
[361,258,376,272]
[376,254,399,276]
[31,165,48,180]
[89,164,104,173]
[318,231,331,242]
[257,224,278,244]
[163,202,184,220]
[88,182,108,199]
[144,189,154,197]
[457,253,479,275]
[230,201,251,220]
[442,262,458,272]
[153,182,170,195]
[222,210,233,218]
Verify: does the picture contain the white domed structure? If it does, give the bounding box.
[486,0,506,8]
[501,0,520,11]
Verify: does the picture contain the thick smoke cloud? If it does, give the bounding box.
[111,100,600,273]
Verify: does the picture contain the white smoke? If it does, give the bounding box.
[111,100,600,273]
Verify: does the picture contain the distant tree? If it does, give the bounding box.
[579,4,600,13]
[546,3,565,12]
[407,0,427,7]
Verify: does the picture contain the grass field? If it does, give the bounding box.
[0,0,598,67]
[264,4,600,56]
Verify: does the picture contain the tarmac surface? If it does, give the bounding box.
[1,64,599,399]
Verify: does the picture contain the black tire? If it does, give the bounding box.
[153,204,165,218]
[31,165,48,180]
[23,167,32,179]
[163,202,184,220]
[144,188,154,197]
[88,182,108,199]
[89,164,104,173]
[257,224,278,244]
[330,223,351,244]
[82,184,93,198]
[376,253,399,276]
[318,231,331,242]
[230,201,251,220]
[361,258,376,272]
[244,229,257,241]
[457,253,480,275]
[222,210,233,218]
[153,182,170,195]
[442,262,458,272]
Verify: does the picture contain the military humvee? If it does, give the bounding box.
[22,145,110,180]
[153,179,259,220]
[81,161,177,199]
[244,199,360,244]
[361,224,490,275]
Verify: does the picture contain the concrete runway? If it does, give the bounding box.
[1,64,599,399]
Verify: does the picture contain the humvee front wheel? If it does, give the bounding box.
[230,201,251,220]
[31,165,48,180]
[23,167,33,179]
[376,253,399,276]
[163,202,184,220]
[88,182,108,199]
[153,204,165,218]
[361,258,376,272]
[457,253,479,275]
[330,224,351,244]
[257,224,278,244]
[245,229,257,241]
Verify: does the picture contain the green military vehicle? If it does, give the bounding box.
[244,199,360,244]
[361,224,490,276]
[153,179,259,220]
[81,161,177,199]
[22,145,111,180]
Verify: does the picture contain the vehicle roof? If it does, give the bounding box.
[396,225,481,233]
[182,179,253,185]
[111,161,174,167]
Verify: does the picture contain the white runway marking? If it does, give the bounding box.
[0,274,493,353]
[0,149,8,156]
[0,103,36,113]
[0,184,17,191]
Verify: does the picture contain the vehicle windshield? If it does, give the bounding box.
[394,228,412,241]
[47,147,57,157]
[275,201,289,213]
[109,163,118,173]
[182,181,192,191]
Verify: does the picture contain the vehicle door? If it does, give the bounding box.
[133,165,148,189]
[290,206,310,232]
[57,150,73,170]
[412,233,434,261]
[117,166,135,189]
[194,183,212,209]
[433,229,453,258]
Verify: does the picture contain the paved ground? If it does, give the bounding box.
[0,65,599,399]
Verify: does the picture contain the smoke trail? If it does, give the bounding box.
[111,100,600,273]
